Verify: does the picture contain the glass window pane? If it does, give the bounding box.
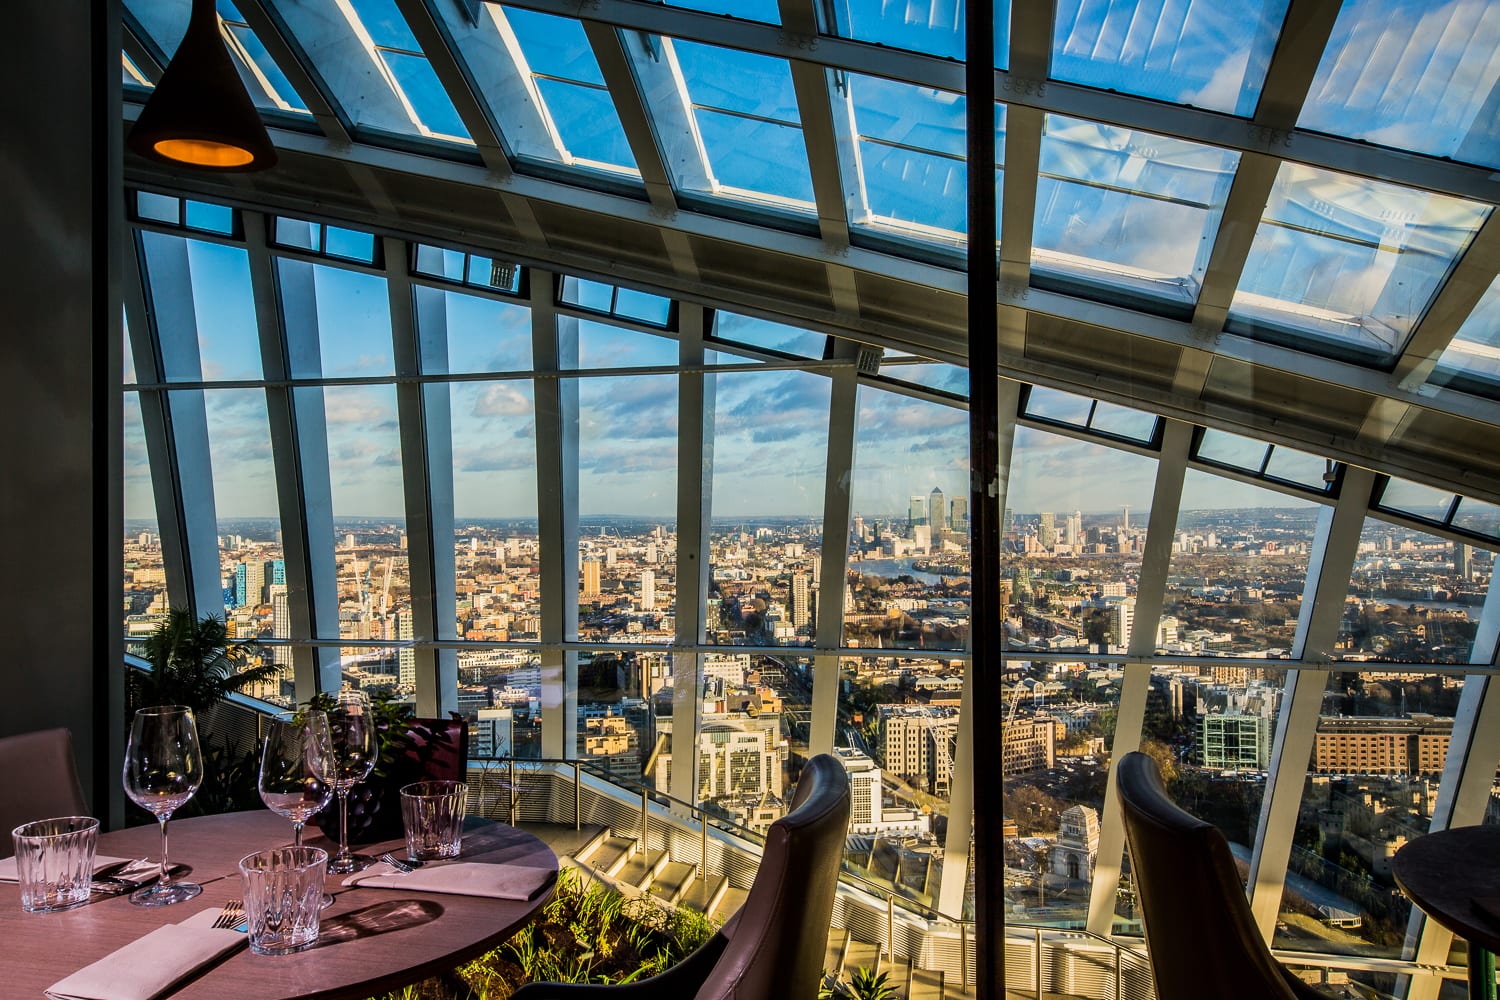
[140,233,263,382]
[845,75,977,247]
[449,381,540,638]
[1262,446,1333,491]
[1297,0,1500,168]
[223,17,308,114]
[324,225,377,264]
[847,387,970,651]
[1433,276,1500,394]
[533,79,637,170]
[380,51,471,141]
[1051,0,1290,117]
[837,655,962,913]
[576,374,678,638]
[613,288,672,327]
[570,320,678,369]
[415,284,532,375]
[561,276,615,314]
[458,648,541,757]
[136,191,179,225]
[274,217,321,252]
[1034,116,1240,304]
[1002,427,1158,653]
[706,369,831,647]
[1378,477,1454,521]
[1088,400,1157,442]
[880,361,970,397]
[183,200,235,235]
[464,256,521,294]
[1025,385,1093,425]
[318,385,410,658]
[280,260,394,378]
[663,41,816,212]
[124,309,138,385]
[831,0,1009,65]
[1227,164,1489,361]
[414,244,466,282]
[1452,497,1500,541]
[124,392,161,641]
[1342,519,1487,665]
[1197,428,1270,472]
[1161,472,1320,658]
[662,0,779,21]
[713,312,827,359]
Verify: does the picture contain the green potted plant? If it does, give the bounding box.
[129,607,282,815]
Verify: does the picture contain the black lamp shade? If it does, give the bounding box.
[127,0,277,172]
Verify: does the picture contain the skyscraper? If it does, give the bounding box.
[929,487,946,534]
[790,572,811,628]
[908,495,927,530]
[271,585,291,668]
[582,558,601,599]
[1039,512,1056,549]
[397,610,416,688]
[640,568,655,611]
[950,496,968,534]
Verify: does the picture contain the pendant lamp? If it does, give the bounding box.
[127,0,277,171]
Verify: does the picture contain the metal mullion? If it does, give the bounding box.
[581,20,678,213]
[938,378,1022,921]
[388,236,455,714]
[230,0,353,143]
[242,214,339,696]
[391,0,511,174]
[1247,465,1377,938]
[531,269,580,759]
[130,232,226,619]
[1405,561,1500,1000]
[1085,418,1191,937]
[1391,218,1500,390]
[997,0,1052,287]
[810,337,861,758]
[671,304,712,809]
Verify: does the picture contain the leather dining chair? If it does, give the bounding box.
[0,728,88,858]
[1117,751,1327,1000]
[511,752,852,1000]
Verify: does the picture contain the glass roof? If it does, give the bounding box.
[1051,0,1289,116]
[830,0,1010,66]
[1227,163,1489,361]
[1434,276,1500,391]
[1298,0,1500,168]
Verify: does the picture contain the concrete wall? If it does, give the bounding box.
[0,1,122,820]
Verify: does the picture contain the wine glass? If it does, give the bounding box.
[258,710,334,847]
[123,705,204,906]
[316,689,378,875]
[260,709,336,906]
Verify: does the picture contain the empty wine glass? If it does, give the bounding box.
[259,710,334,847]
[123,705,204,906]
[315,689,377,875]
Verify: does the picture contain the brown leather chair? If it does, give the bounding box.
[1117,751,1326,1000]
[512,752,852,1000]
[0,728,88,858]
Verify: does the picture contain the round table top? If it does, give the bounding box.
[0,810,557,1000]
[1392,825,1500,953]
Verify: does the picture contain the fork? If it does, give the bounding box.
[377,852,420,874]
[211,899,245,929]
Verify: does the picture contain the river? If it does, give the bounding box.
[847,557,950,586]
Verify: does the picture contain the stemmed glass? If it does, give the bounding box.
[258,710,334,847]
[316,689,378,875]
[123,705,205,906]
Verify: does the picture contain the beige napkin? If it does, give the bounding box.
[45,908,244,1000]
[345,861,555,901]
[0,854,129,882]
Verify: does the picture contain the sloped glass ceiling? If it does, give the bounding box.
[829,0,1011,66]
[1434,276,1500,391]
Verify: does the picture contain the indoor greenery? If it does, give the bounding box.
[363,867,717,1000]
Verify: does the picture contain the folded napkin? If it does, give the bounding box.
[46,908,244,1000]
[345,861,556,901]
[0,854,130,882]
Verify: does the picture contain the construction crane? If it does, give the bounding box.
[380,557,394,617]
[1006,682,1024,726]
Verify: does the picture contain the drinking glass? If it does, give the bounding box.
[400,780,467,861]
[258,710,334,848]
[11,816,99,912]
[123,705,204,905]
[239,846,328,955]
[315,689,377,875]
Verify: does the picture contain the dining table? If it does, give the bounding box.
[1391,825,1500,1000]
[0,810,558,1000]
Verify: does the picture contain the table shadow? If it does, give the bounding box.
[314,899,444,947]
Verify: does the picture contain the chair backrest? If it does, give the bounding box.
[0,728,88,858]
[696,752,851,1000]
[1117,751,1302,1000]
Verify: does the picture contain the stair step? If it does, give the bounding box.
[619,849,669,889]
[909,967,944,1000]
[888,956,912,999]
[648,860,697,903]
[844,939,882,979]
[579,834,636,877]
[679,874,726,916]
[711,885,749,924]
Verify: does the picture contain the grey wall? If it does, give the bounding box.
[0,1,122,821]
